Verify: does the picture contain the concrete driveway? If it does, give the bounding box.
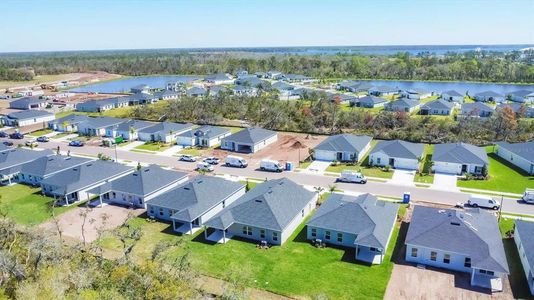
[432,173,459,191]
[389,169,416,186]
[304,160,331,174]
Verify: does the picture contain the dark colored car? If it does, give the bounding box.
[9,132,24,139]
[36,136,50,142]
[2,141,13,146]
[69,140,84,147]
[0,131,7,138]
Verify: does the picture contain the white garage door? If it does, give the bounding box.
[394,159,418,170]
[314,150,336,161]
[434,162,460,174]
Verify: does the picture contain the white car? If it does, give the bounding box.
[179,154,197,162]
[203,157,220,165]
[338,170,367,184]
[196,162,214,172]
[260,159,284,172]
[523,188,534,204]
[225,155,248,168]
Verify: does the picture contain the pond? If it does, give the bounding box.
[70,75,201,93]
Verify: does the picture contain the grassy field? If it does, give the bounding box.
[0,184,75,226]
[27,128,54,137]
[134,142,171,152]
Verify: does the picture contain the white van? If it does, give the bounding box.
[523,188,534,204]
[467,194,500,210]
[260,159,284,172]
[196,162,214,172]
[225,155,248,168]
[338,170,367,184]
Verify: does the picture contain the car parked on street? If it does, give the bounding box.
[69,140,84,147]
[338,170,367,184]
[467,194,500,210]
[25,140,38,147]
[0,131,7,138]
[179,154,197,162]
[203,157,220,165]
[2,141,13,146]
[196,162,214,172]
[36,136,50,142]
[9,132,24,139]
[523,188,534,204]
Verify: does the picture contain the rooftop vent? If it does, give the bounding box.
[86,163,93,167]
[450,222,461,226]
[255,199,263,203]
[133,173,138,176]
[184,187,190,190]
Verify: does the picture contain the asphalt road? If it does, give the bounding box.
[2,135,533,216]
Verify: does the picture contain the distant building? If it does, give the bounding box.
[1,110,55,127]
[368,86,399,97]
[474,91,505,103]
[401,88,432,100]
[138,122,194,143]
[441,90,464,103]
[460,102,494,118]
[508,90,533,103]
[420,99,455,116]
[495,141,534,175]
[9,97,48,110]
[204,73,234,85]
[385,98,420,113]
[176,125,231,148]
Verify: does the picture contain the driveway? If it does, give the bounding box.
[304,160,331,174]
[389,169,416,186]
[432,173,459,191]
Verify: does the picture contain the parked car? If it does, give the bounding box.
[69,140,84,147]
[36,136,50,142]
[179,154,197,162]
[9,132,24,139]
[2,141,13,146]
[225,155,248,168]
[467,194,500,210]
[523,188,534,204]
[203,157,220,165]
[196,162,214,172]
[260,159,284,172]
[338,170,367,184]
[0,131,7,138]
[25,140,38,147]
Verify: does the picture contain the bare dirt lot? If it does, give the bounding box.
[0,72,121,91]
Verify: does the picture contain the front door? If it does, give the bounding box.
[336,152,343,161]
[389,158,395,167]
[461,165,468,173]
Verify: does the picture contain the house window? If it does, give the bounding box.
[159,208,164,216]
[443,254,450,264]
[260,229,265,239]
[222,200,226,208]
[337,233,343,243]
[464,257,471,268]
[411,248,418,257]
[311,228,316,237]
[377,157,381,164]
[479,269,494,275]
[301,209,304,217]
[272,232,278,241]
[243,226,252,236]
[370,247,378,252]
[112,192,116,198]
[149,207,154,214]
[325,231,331,240]
[430,251,437,261]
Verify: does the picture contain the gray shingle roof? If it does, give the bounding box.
[186,87,207,96]
[497,103,534,117]
[371,140,424,160]
[138,122,194,135]
[442,90,463,97]
[496,141,534,163]
[307,193,398,249]
[421,99,454,111]
[5,110,53,120]
[0,148,53,173]
[178,125,230,139]
[272,81,294,91]
[461,102,494,114]
[508,90,532,98]
[475,91,504,98]
[20,155,93,177]
[432,143,489,165]
[80,116,126,129]
[0,144,10,152]
[221,127,276,145]
[371,86,399,93]
[314,134,372,153]
[48,114,91,126]
[148,176,245,222]
[515,220,534,273]
[9,97,47,108]
[406,206,509,274]
[205,178,315,231]
[387,98,420,109]
[355,96,387,107]
[113,119,154,132]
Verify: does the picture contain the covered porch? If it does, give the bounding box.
[205,229,233,244]
[470,268,504,292]
[355,244,385,265]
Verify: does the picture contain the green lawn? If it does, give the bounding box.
[134,142,171,152]
[224,126,244,134]
[99,213,402,300]
[51,132,72,139]
[27,128,54,137]
[298,160,313,169]
[0,184,75,226]
[414,144,434,184]
[457,152,534,194]
[177,147,203,156]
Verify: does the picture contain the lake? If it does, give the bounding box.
[70,75,201,93]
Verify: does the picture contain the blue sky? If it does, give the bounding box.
[1,0,533,52]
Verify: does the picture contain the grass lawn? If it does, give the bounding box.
[178,147,203,156]
[99,212,402,299]
[52,132,74,139]
[224,126,244,134]
[457,151,534,194]
[27,128,54,137]
[298,160,312,169]
[0,184,75,226]
[134,142,171,152]
[414,144,434,184]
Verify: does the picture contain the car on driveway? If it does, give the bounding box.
[179,154,197,162]
[0,131,7,138]
[523,189,534,204]
[36,136,50,142]
[9,132,24,139]
[25,140,38,147]
[69,140,84,147]
[196,162,214,172]
[2,141,13,146]
[203,157,220,165]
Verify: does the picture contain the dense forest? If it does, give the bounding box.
[1,49,533,83]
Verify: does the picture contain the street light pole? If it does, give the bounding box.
[498,195,504,222]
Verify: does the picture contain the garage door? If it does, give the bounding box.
[434,163,460,174]
[394,159,418,170]
[314,150,335,161]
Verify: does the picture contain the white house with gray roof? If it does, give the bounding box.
[508,90,533,103]
[369,140,424,170]
[138,122,194,143]
[77,116,126,136]
[351,95,387,108]
[306,193,398,264]
[204,73,234,85]
[314,134,372,162]
[1,110,55,127]
[147,176,245,234]
[221,127,277,153]
[385,98,420,113]
[441,90,464,103]
[496,141,534,175]
[369,86,399,97]
[401,88,432,100]
[105,119,154,140]
[48,114,91,133]
[176,125,231,148]
[432,143,489,175]
[9,97,48,110]
[474,91,505,103]
[204,178,317,245]
[88,165,188,208]
[0,148,54,185]
[406,206,509,292]
[18,155,93,186]
[461,102,494,118]
[420,99,455,116]
[514,220,534,295]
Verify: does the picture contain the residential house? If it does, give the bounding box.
[186,87,207,98]
[76,97,129,113]
[204,73,234,85]
[405,206,509,292]
[130,84,150,94]
[204,178,317,245]
[88,165,188,208]
[441,90,465,103]
[105,119,154,140]
[282,74,315,84]
[1,110,55,127]
[508,90,533,103]
[176,125,231,148]
[266,70,283,80]
[154,89,181,100]
[497,103,534,118]
[495,141,534,175]
[474,91,505,103]
[40,160,133,205]
[313,134,372,162]
[77,116,126,136]
[385,98,420,113]
[231,85,259,97]
[254,71,267,78]
[166,81,187,93]
[461,102,494,118]
[369,140,424,170]
[220,127,277,153]
[9,97,48,110]
[329,93,358,104]
[351,95,387,108]
[401,88,432,100]
[272,81,299,100]
[514,220,534,296]
[307,193,398,264]
[48,114,91,133]
[420,99,455,116]
[147,176,246,234]
[138,122,194,143]
[236,69,248,78]
[0,148,54,185]
[432,142,489,175]
[126,93,159,106]
[18,155,92,186]
[208,85,229,97]
[369,86,399,97]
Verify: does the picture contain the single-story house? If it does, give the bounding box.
[231,85,259,97]
[497,103,534,118]
[461,102,494,118]
[105,119,154,140]
[234,76,267,88]
[369,140,424,170]
[282,74,315,84]
[272,81,299,100]
[406,206,509,292]
[40,160,133,205]
[126,93,159,106]
[369,86,399,97]
[514,220,534,296]
[307,193,398,264]
[77,116,126,136]
[176,125,231,148]
[254,71,267,78]
[220,127,277,153]
[204,73,234,85]
[18,155,93,186]
[208,85,229,97]
[420,99,455,116]
[166,80,187,93]
[385,98,420,113]
[9,97,48,110]
[401,88,432,100]
[432,142,489,175]
[147,176,246,234]
[48,114,91,133]
[313,134,372,162]
[236,69,248,78]
[0,148,54,185]
[474,91,505,103]
[186,87,207,98]
[1,110,55,127]
[337,80,373,93]
[508,90,533,103]
[130,84,150,94]
[441,90,464,103]
[76,97,129,113]
[88,165,188,208]
[266,70,284,80]
[204,178,317,245]
[138,122,194,143]
[495,141,534,175]
[351,95,387,108]
[154,89,181,100]
[329,93,358,104]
